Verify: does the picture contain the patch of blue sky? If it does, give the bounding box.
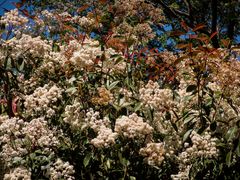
[0,0,20,15]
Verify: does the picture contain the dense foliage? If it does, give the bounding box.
[0,0,240,179]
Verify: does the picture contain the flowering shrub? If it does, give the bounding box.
[0,0,240,179]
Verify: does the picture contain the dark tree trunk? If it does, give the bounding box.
[211,0,219,48]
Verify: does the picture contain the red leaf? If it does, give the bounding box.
[192,23,206,32]
[12,97,19,115]
[209,31,218,40]
[99,0,107,3]
[188,43,193,53]
[77,5,89,13]
[221,39,231,48]
[13,2,23,8]
[181,21,189,31]
[170,30,185,36]
[21,9,29,17]
[63,25,76,32]
[189,34,198,39]
[176,43,189,49]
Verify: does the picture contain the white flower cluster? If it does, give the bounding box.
[85,108,109,132]
[171,165,191,180]
[207,82,221,92]
[58,12,72,19]
[4,167,31,180]
[172,131,218,179]
[24,84,63,117]
[0,116,59,166]
[48,158,75,180]
[101,58,127,74]
[63,101,83,129]
[91,126,118,148]
[99,48,126,74]
[139,142,165,166]
[73,16,96,29]
[179,131,218,163]
[153,111,173,134]
[42,10,55,19]
[0,9,28,27]
[115,113,153,139]
[85,109,118,148]
[0,116,28,165]
[134,23,155,42]
[22,117,59,148]
[139,80,175,111]
[69,39,102,70]
[5,34,51,59]
[119,88,133,101]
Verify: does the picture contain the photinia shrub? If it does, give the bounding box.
[0,0,240,179]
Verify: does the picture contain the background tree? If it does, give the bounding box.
[148,0,240,48]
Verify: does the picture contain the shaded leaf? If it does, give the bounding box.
[226,126,238,141]
[186,85,197,92]
[181,21,189,31]
[83,153,92,167]
[226,151,232,167]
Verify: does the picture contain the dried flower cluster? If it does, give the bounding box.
[91,87,114,106]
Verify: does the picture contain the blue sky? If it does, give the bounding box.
[0,0,19,15]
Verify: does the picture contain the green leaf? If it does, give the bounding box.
[114,57,124,65]
[134,102,142,112]
[108,81,120,90]
[183,116,196,124]
[226,151,232,167]
[83,153,92,167]
[106,159,111,169]
[112,104,121,111]
[226,126,238,141]
[183,129,192,142]
[130,176,136,180]
[236,140,240,157]
[19,60,25,71]
[66,87,77,94]
[183,95,194,102]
